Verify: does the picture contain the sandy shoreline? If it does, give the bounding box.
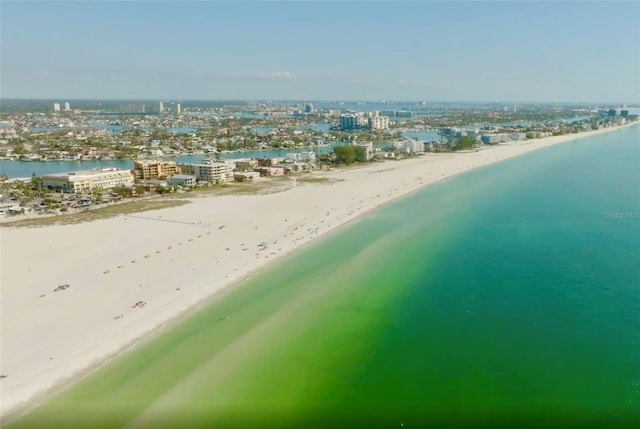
[1,121,637,421]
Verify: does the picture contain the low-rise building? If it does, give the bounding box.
[168,174,197,187]
[481,133,508,144]
[178,160,234,183]
[133,159,179,180]
[256,167,285,177]
[234,159,260,171]
[42,168,134,193]
[285,151,317,164]
[257,158,282,167]
[403,140,425,153]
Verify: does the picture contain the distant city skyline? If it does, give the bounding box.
[2,1,639,103]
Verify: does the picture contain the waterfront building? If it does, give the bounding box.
[368,116,390,130]
[53,103,60,112]
[178,160,234,183]
[176,103,182,115]
[168,174,197,187]
[234,159,260,171]
[159,102,164,114]
[481,134,509,144]
[258,158,282,167]
[234,172,261,182]
[256,167,285,177]
[285,151,317,163]
[465,129,481,140]
[403,140,425,153]
[42,168,134,193]
[340,114,359,130]
[304,103,314,113]
[64,102,71,111]
[133,159,180,180]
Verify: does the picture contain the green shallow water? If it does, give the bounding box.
[8,126,640,429]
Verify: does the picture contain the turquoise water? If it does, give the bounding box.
[8,125,639,429]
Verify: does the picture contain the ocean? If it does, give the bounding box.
[7,125,640,429]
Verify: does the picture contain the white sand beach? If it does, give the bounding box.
[0,123,636,419]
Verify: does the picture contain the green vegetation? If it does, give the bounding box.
[294,176,343,185]
[333,145,356,164]
[354,145,368,162]
[453,136,478,151]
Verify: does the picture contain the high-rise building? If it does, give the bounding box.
[340,114,359,130]
[159,102,164,113]
[53,103,60,112]
[176,103,182,115]
[304,103,314,113]
[64,102,71,111]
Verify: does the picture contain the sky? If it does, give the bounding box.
[1,1,639,102]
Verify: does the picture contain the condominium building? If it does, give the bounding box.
[64,102,71,111]
[42,168,134,193]
[133,159,180,180]
[403,140,425,153]
[178,160,234,183]
[368,116,390,130]
[53,103,61,112]
[340,114,367,130]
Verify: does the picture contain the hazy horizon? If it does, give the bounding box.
[0,98,636,105]
[2,1,639,103]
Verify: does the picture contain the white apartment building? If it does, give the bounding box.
[42,168,134,193]
[178,160,234,183]
[403,140,425,153]
[368,116,390,130]
[53,103,61,112]
[64,102,71,111]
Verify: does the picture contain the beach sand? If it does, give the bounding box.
[0,123,636,420]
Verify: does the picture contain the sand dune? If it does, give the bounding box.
[0,123,636,419]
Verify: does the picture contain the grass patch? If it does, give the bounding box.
[1,199,190,228]
[295,176,343,185]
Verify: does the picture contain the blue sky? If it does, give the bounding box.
[2,1,639,102]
